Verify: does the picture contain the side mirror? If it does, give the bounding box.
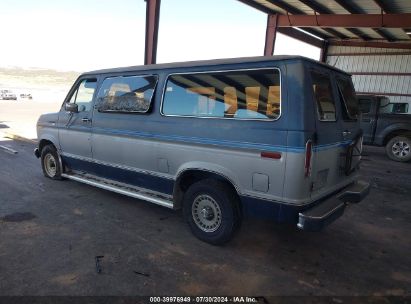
[65,103,78,113]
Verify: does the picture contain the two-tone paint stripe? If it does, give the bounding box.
[40,122,354,154]
[92,127,353,154]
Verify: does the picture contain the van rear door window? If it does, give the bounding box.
[96,75,157,113]
[337,77,359,120]
[162,69,281,120]
[310,71,336,121]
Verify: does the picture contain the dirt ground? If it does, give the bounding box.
[0,135,410,298]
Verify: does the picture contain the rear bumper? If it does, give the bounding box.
[297,180,370,231]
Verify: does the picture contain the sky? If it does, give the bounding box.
[0,0,321,72]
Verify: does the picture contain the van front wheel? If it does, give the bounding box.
[386,136,411,162]
[183,179,241,245]
[41,144,63,180]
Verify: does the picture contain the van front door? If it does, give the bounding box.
[58,78,97,161]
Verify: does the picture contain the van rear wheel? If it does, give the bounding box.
[183,179,241,245]
[41,144,63,180]
[386,136,411,162]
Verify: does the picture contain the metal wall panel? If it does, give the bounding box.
[327,45,411,113]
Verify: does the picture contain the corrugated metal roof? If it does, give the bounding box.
[380,0,411,13]
[238,0,411,44]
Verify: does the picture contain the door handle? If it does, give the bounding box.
[342,130,352,137]
[82,117,92,123]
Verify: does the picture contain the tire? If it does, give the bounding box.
[183,179,241,245]
[41,144,63,179]
[385,136,411,162]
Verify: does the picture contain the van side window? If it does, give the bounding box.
[96,75,157,113]
[337,77,359,120]
[310,71,336,121]
[67,79,97,112]
[162,69,281,120]
[358,99,371,114]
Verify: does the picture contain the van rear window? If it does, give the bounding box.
[96,75,157,113]
[337,78,359,120]
[162,69,281,120]
[310,71,336,122]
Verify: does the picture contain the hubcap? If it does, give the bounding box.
[392,141,410,158]
[192,194,222,233]
[44,153,57,177]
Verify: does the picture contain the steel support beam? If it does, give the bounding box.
[277,28,323,48]
[297,0,370,40]
[276,13,411,28]
[144,0,161,65]
[372,0,411,36]
[238,0,330,40]
[330,40,411,49]
[264,14,278,56]
[327,51,411,56]
[320,41,328,62]
[265,0,346,39]
[333,0,395,41]
[238,0,326,48]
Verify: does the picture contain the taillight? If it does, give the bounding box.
[304,140,313,177]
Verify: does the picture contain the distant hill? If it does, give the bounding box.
[0,67,80,90]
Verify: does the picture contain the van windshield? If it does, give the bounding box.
[337,78,359,120]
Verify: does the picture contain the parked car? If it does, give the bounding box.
[358,94,411,162]
[34,56,370,244]
[20,93,33,100]
[0,89,17,100]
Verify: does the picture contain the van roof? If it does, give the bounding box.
[84,55,350,76]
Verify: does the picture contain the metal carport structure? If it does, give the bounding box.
[143,0,411,107]
[236,0,411,58]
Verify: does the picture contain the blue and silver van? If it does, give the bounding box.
[35,56,370,244]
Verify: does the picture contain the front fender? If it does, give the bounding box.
[37,112,61,150]
[38,134,60,150]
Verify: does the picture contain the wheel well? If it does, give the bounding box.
[383,130,411,145]
[173,170,240,210]
[39,139,55,153]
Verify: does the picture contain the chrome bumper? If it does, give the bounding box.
[297,180,370,231]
